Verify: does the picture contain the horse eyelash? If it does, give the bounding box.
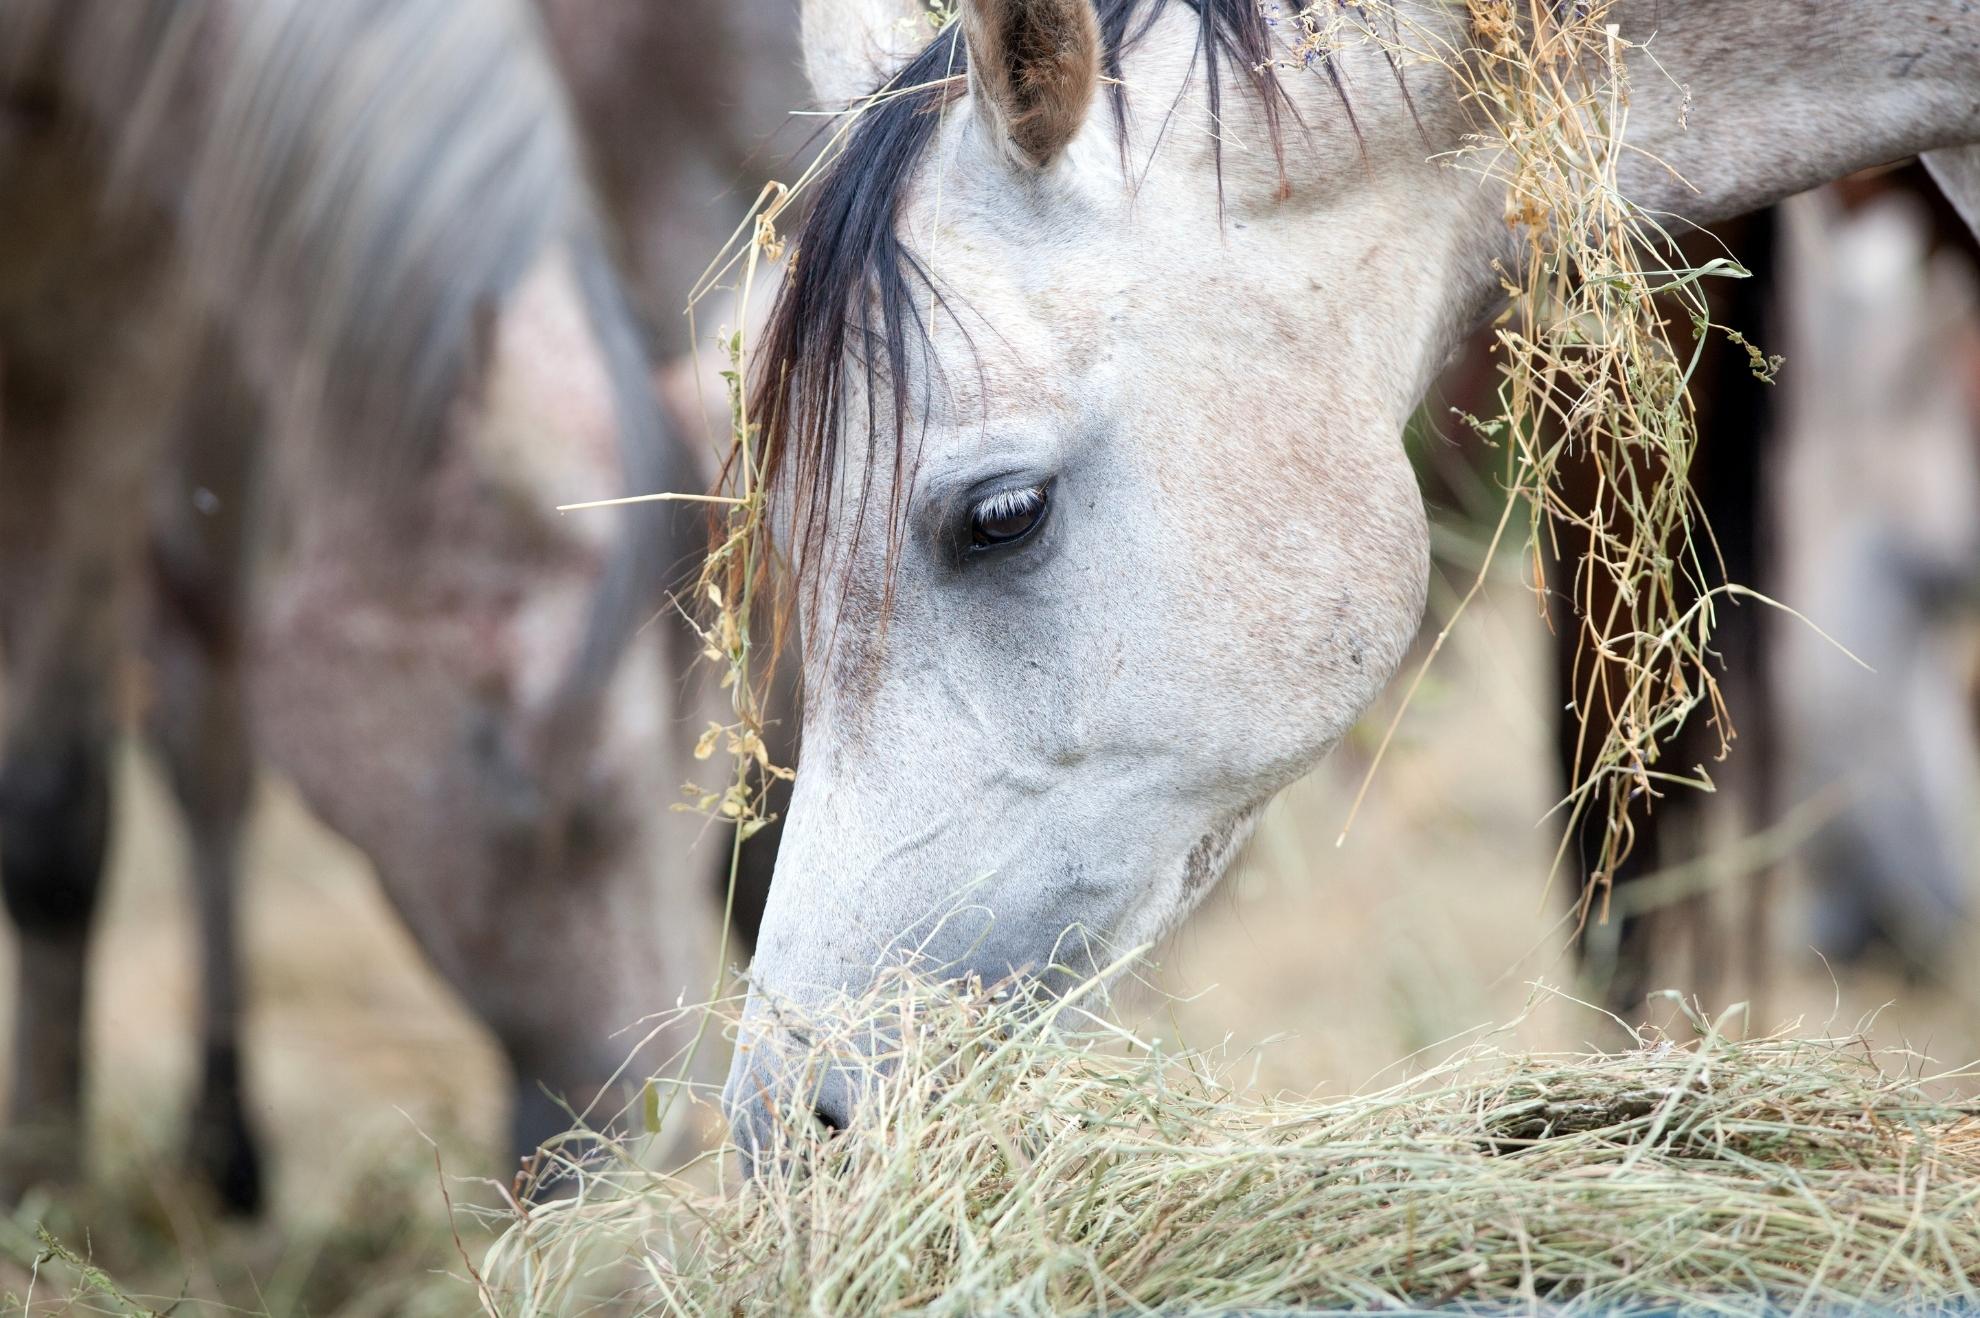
[974,486,1047,521]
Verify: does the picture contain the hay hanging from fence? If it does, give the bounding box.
[1303,0,1785,928]
[477,979,1980,1316]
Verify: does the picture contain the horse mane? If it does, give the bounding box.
[1,0,703,766]
[751,0,1289,611]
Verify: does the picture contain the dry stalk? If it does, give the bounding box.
[1297,0,1778,927]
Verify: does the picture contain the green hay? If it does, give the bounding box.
[476,981,1980,1316]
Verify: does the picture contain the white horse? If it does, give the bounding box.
[722,0,1980,1151]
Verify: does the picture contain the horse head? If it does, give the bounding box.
[724,0,1980,1159]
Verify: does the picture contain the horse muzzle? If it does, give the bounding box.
[721,1028,875,1174]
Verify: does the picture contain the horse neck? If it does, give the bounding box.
[1609,0,1980,226]
[1292,0,1980,377]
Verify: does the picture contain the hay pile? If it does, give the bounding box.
[478,982,1980,1315]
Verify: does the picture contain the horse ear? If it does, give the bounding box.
[802,0,931,107]
[1924,147,1980,241]
[961,0,1101,170]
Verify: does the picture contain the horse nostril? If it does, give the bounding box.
[812,1098,848,1135]
[725,1034,872,1172]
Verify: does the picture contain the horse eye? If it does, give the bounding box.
[968,484,1050,550]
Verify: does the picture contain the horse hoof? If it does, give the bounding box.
[189,1100,264,1217]
[0,1114,85,1205]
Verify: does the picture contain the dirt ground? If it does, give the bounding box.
[0,753,508,1314]
[3,565,1978,1314]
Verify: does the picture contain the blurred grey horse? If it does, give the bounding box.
[0,0,797,1210]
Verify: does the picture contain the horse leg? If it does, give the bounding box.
[1682,209,1780,1018]
[0,679,114,1193]
[1737,644,1779,1015]
[0,374,129,1193]
[0,113,192,1193]
[144,340,264,1214]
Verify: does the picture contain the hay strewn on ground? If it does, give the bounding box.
[478,981,1980,1315]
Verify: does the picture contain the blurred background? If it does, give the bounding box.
[1,3,1978,1314]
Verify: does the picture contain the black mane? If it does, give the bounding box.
[751,0,1290,602]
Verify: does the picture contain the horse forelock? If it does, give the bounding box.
[751,0,1292,637]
